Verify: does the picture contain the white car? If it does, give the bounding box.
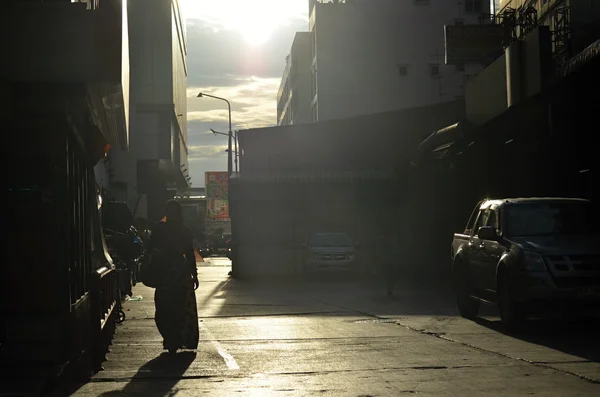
[303,232,358,274]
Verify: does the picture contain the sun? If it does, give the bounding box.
[226,6,280,45]
[181,0,292,45]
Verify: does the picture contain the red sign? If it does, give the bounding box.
[205,171,229,220]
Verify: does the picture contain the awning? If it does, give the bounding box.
[560,38,600,77]
[411,122,463,166]
[431,142,454,159]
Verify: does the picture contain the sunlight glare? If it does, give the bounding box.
[181,0,306,45]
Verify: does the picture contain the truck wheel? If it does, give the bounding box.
[498,271,525,333]
[455,261,479,320]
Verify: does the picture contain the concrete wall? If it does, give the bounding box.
[310,0,487,122]
[235,100,467,278]
[240,100,466,175]
[292,33,312,125]
[232,180,397,277]
[129,0,172,105]
[466,53,507,126]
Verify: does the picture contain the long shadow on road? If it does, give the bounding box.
[475,316,600,363]
[95,352,196,397]
[211,273,600,366]
[212,273,455,316]
[51,352,196,397]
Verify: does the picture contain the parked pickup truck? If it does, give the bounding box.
[451,197,599,331]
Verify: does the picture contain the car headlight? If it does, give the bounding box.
[522,251,547,272]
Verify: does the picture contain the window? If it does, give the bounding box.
[473,210,488,235]
[430,63,440,76]
[465,206,480,235]
[465,0,483,13]
[311,65,318,99]
[455,63,465,72]
[397,64,408,76]
[310,29,316,58]
[486,209,499,230]
[310,233,352,247]
[505,202,596,237]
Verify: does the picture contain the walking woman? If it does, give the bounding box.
[149,200,200,353]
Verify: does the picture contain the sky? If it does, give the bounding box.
[180,0,309,186]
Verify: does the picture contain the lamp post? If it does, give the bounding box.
[197,92,233,176]
[210,128,239,172]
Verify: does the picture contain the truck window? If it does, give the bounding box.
[467,210,484,236]
[487,209,499,230]
[474,210,489,236]
[464,205,481,235]
[505,201,595,237]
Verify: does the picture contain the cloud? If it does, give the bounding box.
[188,144,229,160]
[187,76,279,131]
[182,7,309,186]
[185,17,308,87]
[187,109,229,123]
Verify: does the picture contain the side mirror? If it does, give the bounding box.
[477,226,498,240]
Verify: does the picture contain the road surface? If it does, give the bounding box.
[53,258,600,396]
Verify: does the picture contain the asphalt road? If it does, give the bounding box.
[54,258,600,396]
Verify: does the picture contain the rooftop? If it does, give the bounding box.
[481,197,590,208]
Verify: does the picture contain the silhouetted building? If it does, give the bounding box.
[305,0,488,122]
[404,0,600,282]
[109,0,190,222]
[495,0,599,57]
[277,32,312,125]
[463,0,599,128]
[2,0,129,383]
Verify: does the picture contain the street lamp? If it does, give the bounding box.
[197,92,233,176]
[210,128,239,172]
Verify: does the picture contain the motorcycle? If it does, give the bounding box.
[194,239,214,258]
[104,226,145,299]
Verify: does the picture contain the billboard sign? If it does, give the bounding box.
[444,24,509,65]
[205,171,229,220]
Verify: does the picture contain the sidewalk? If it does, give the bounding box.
[47,262,458,395]
[119,263,456,324]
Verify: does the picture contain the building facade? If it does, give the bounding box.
[403,0,600,285]
[277,32,312,126]
[109,0,190,222]
[306,0,489,122]
[2,0,129,378]
[495,0,599,56]
[464,0,599,128]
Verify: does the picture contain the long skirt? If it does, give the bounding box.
[155,274,199,350]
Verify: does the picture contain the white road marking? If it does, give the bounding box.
[199,320,240,370]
